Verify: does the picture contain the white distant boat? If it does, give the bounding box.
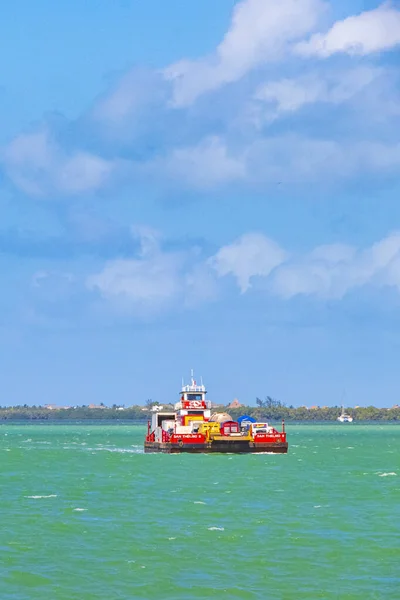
[338,405,353,423]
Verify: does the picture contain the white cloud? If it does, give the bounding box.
[245,136,400,183]
[3,129,113,196]
[57,152,113,194]
[211,231,400,300]
[253,66,380,119]
[87,229,182,313]
[209,232,288,292]
[86,229,215,315]
[165,0,325,107]
[3,130,57,196]
[162,136,246,188]
[40,229,400,321]
[92,70,152,123]
[87,254,183,313]
[139,133,400,191]
[296,3,400,58]
[89,68,168,141]
[4,1,400,199]
[273,234,400,298]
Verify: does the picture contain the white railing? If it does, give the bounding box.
[181,385,206,393]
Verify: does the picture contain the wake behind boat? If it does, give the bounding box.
[144,372,288,454]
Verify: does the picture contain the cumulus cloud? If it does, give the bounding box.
[86,227,216,315]
[161,136,246,188]
[165,0,325,107]
[2,0,400,198]
[211,231,400,300]
[87,254,183,311]
[296,3,400,57]
[84,228,400,318]
[244,136,400,183]
[209,232,288,292]
[253,66,381,120]
[3,129,113,196]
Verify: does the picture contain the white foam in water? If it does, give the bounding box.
[194,501,206,504]
[378,472,397,477]
[25,495,57,499]
[86,447,143,454]
[73,508,87,512]
[208,527,224,531]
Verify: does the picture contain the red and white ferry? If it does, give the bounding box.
[144,373,288,454]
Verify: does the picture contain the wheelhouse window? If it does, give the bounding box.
[187,394,203,401]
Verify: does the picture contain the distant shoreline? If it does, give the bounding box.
[0,404,399,422]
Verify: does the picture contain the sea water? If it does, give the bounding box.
[1,423,399,599]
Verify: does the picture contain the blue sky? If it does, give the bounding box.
[1,0,400,408]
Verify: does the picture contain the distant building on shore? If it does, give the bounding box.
[228,398,243,409]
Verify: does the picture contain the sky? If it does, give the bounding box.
[1,0,400,408]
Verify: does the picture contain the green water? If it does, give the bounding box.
[1,424,399,599]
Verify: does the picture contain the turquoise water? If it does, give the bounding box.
[1,424,399,599]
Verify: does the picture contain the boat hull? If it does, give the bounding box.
[144,440,288,454]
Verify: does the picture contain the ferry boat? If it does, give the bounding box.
[144,373,288,454]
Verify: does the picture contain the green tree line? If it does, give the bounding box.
[0,398,399,421]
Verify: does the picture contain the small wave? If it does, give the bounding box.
[378,472,397,477]
[194,501,206,504]
[208,527,224,531]
[25,495,57,499]
[168,537,176,540]
[251,451,277,455]
[85,447,143,454]
[73,508,87,512]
